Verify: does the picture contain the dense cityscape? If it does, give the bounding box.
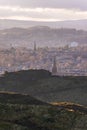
[0,42,87,76]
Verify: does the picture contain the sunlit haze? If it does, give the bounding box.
[0,0,87,21]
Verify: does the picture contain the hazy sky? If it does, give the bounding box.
[0,0,87,21]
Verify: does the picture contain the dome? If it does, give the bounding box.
[69,42,79,48]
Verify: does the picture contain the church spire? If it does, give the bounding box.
[34,41,36,51]
[52,56,57,75]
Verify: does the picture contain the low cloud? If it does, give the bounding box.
[0,0,87,11]
[0,5,87,21]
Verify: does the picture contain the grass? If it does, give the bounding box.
[0,92,86,130]
[0,70,86,129]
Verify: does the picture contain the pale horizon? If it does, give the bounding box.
[0,0,87,21]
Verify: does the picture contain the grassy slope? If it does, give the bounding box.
[0,92,86,130]
[0,75,87,105]
[31,76,87,105]
[0,70,87,129]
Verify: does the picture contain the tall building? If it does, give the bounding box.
[52,57,57,75]
[34,41,36,51]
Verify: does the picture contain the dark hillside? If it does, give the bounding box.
[0,69,87,106]
[3,69,51,81]
[0,92,86,130]
[0,92,48,105]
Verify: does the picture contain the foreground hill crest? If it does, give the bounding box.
[0,69,87,106]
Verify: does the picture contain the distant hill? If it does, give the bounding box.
[0,25,87,48]
[0,19,87,30]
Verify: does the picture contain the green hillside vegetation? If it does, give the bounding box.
[0,69,87,105]
[0,69,87,129]
[0,92,48,105]
[0,92,86,130]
